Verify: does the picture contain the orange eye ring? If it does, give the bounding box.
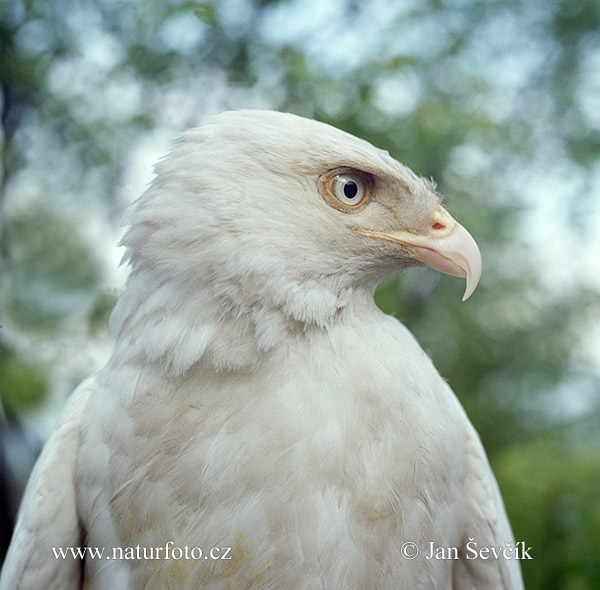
[322,169,370,210]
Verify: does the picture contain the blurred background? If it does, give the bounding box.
[1,0,599,587]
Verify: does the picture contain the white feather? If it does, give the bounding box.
[1,110,523,589]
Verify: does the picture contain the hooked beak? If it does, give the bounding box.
[355,206,482,301]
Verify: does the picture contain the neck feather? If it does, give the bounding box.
[108,259,377,375]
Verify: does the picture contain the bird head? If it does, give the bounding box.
[111,110,481,372]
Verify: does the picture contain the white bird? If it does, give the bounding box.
[1,110,523,589]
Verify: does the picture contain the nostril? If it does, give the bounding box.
[432,222,446,231]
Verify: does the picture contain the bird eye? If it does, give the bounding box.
[327,172,369,208]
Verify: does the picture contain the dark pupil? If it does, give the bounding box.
[344,181,358,199]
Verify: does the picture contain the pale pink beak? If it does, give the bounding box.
[355,206,482,301]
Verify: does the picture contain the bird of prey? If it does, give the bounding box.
[1,110,523,589]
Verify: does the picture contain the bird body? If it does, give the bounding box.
[1,110,523,589]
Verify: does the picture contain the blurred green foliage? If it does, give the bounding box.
[0,342,47,420]
[1,0,599,587]
[496,441,600,588]
[2,207,101,331]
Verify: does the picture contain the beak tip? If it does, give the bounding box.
[461,251,482,302]
[410,221,483,301]
[462,283,475,302]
